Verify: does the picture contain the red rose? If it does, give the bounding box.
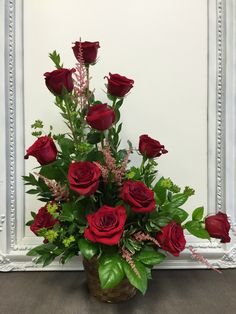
[205,212,231,243]
[72,41,100,65]
[121,180,156,213]
[30,206,58,235]
[84,205,126,245]
[44,68,76,95]
[157,222,186,257]
[68,161,101,196]
[86,103,115,131]
[106,73,134,97]
[139,135,168,158]
[24,136,57,165]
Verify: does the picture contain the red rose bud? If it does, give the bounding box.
[139,134,168,158]
[84,205,126,245]
[121,180,156,213]
[30,206,58,236]
[205,212,231,243]
[86,103,115,131]
[68,161,101,196]
[24,136,57,165]
[106,73,134,97]
[44,68,76,95]
[72,41,100,65]
[156,222,186,257]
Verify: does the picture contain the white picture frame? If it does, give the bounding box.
[0,0,236,271]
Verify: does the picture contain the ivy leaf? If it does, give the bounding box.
[135,250,166,266]
[98,253,124,289]
[192,207,204,221]
[78,239,98,260]
[122,259,148,295]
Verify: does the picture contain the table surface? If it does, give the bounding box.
[0,269,235,314]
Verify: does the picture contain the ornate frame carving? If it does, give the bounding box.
[0,0,236,271]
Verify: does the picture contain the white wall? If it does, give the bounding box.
[24,0,207,235]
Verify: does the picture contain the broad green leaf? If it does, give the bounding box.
[78,239,98,260]
[153,177,166,205]
[59,203,75,222]
[98,253,124,289]
[135,250,166,266]
[122,259,148,295]
[192,207,204,221]
[185,221,210,239]
[87,132,101,145]
[57,137,74,154]
[27,243,56,256]
[172,208,189,223]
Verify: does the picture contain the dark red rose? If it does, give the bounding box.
[156,222,186,257]
[72,41,100,65]
[30,206,58,235]
[24,136,57,165]
[86,103,115,131]
[106,73,134,97]
[205,212,231,243]
[121,180,156,213]
[44,68,75,95]
[68,161,101,196]
[139,134,168,158]
[84,205,126,245]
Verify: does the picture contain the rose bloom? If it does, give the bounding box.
[24,136,58,165]
[156,222,186,257]
[44,68,75,95]
[84,205,126,245]
[205,212,231,243]
[68,161,101,196]
[139,134,168,158]
[106,73,134,97]
[72,41,100,64]
[86,103,115,131]
[121,180,156,213]
[30,206,58,236]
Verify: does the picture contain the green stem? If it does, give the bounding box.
[100,132,105,148]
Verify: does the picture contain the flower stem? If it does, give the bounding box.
[63,96,78,144]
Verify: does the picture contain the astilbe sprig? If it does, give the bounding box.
[133,231,161,247]
[73,39,88,108]
[34,172,69,202]
[94,145,132,185]
[120,247,141,278]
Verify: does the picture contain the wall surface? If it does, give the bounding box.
[23,0,207,236]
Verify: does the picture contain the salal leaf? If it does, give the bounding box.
[153,177,166,205]
[122,259,148,295]
[98,253,124,289]
[192,207,204,221]
[78,238,98,260]
[185,221,210,239]
[135,250,166,266]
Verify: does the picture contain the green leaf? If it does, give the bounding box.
[135,250,166,266]
[26,189,39,195]
[192,207,204,221]
[153,177,166,205]
[78,239,98,260]
[59,203,74,222]
[42,254,56,267]
[185,221,210,239]
[172,208,189,223]
[27,243,56,256]
[87,132,101,145]
[57,137,74,155]
[98,253,124,289]
[122,259,148,295]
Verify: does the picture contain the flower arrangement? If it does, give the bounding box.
[25,40,231,301]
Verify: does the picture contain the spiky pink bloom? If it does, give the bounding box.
[133,231,160,247]
[120,248,141,278]
[189,246,222,274]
